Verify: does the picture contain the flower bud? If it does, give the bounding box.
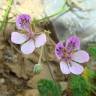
[33,64,43,74]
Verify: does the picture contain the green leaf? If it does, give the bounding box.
[37,79,62,96]
[87,47,96,59]
[70,75,90,96]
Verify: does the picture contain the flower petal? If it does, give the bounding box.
[35,33,46,48]
[11,32,28,44]
[55,42,65,59]
[60,61,70,74]
[21,39,35,54]
[69,61,84,75]
[16,14,31,30]
[66,35,80,51]
[72,50,89,63]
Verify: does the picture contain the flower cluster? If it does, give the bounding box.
[55,36,89,75]
[11,14,46,54]
[11,14,89,75]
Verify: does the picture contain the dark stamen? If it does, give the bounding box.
[56,49,59,52]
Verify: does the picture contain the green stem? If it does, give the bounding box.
[0,0,13,39]
[32,0,70,23]
[89,84,96,95]
[0,20,15,24]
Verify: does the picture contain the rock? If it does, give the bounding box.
[16,89,39,96]
[0,78,5,84]
[43,0,65,17]
[16,94,23,96]
[24,89,39,96]
[12,0,44,19]
[7,60,33,79]
[44,0,96,43]
[0,0,44,20]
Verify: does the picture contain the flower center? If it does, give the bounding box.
[62,48,71,59]
[26,32,35,40]
[20,18,29,27]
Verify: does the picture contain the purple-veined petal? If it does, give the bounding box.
[35,33,46,48]
[69,61,84,75]
[55,42,65,59]
[60,61,70,74]
[72,50,89,63]
[66,35,80,51]
[16,14,31,31]
[21,39,35,54]
[11,32,28,44]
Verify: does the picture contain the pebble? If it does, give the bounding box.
[0,78,5,84]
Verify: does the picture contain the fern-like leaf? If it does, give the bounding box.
[37,79,61,96]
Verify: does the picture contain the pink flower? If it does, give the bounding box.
[55,36,89,75]
[11,14,46,54]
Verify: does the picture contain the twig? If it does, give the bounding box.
[38,47,43,64]
[44,45,55,81]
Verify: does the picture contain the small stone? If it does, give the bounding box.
[24,89,39,96]
[16,94,23,96]
[0,78,5,84]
